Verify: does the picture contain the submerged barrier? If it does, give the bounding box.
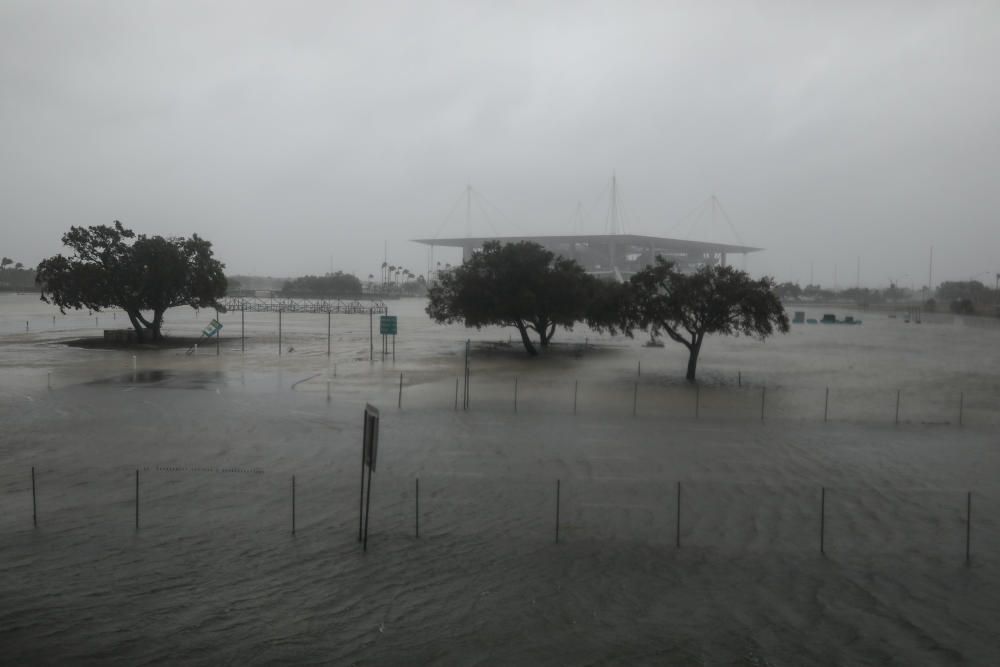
[12,466,991,566]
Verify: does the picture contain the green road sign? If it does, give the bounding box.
[379,315,397,336]
[202,319,223,337]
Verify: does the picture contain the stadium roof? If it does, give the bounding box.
[412,234,760,255]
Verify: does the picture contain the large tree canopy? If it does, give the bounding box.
[426,240,596,355]
[36,221,227,342]
[606,259,789,381]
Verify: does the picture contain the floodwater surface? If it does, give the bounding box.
[1,293,999,665]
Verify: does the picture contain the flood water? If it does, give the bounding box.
[1,292,999,665]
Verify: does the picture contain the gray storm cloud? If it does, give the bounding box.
[2,0,998,286]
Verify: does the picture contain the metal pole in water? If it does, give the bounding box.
[555,479,561,544]
[966,491,972,565]
[278,310,282,356]
[241,307,245,353]
[675,481,681,548]
[895,389,901,425]
[738,370,741,386]
[47,372,51,390]
[695,385,700,419]
[359,415,368,542]
[633,381,638,417]
[959,392,964,428]
[292,475,296,535]
[135,469,139,531]
[369,309,373,361]
[514,377,518,414]
[363,462,374,551]
[415,478,420,538]
[327,312,331,357]
[326,379,331,403]
[573,380,578,416]
[31,466,37,527]
[824,387,829,422]
[398,373,403,409]
[820,486,826,554]
[761,386,766,422]
[454,377,459,411]
[637,360,641,377]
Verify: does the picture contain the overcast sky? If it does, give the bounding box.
[2,1,998,287]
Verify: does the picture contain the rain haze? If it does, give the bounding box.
[3,2,1000,666]
[3,1,999,284]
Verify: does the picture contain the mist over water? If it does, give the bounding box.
[1,293,999,664]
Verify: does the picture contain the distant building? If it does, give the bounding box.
[412,234,760,282]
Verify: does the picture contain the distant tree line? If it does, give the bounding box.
[0,257,38,291]
[774,279,999,315]
[281,272,362,297]
[427,240,788,380]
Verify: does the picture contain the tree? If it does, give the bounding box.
[615,259,788,381]
[426,240,596,355]
[281,271,362,296]
[36,221,227,342]
[14,262,23,270]
[0,257,11,270]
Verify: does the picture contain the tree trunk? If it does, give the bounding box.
[151,309,164,341]
[126,310,146,343]
[515,322,538,356]
[685,342,701,382]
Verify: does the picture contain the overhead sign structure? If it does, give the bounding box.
[359,403,380,551]
[379,315,397,336]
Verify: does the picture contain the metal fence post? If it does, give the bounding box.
[573,380,578,416]
[959,392,964,427]
[633,381,638,417]
[31,466,37,527]
[760,386,766,421]
[415,478,420,538]
[398,373,403,409]
[292,475,296,535]
[895,389,901,425]
[824,387,829,422]
[514,376,518,414]
[135,470,140,531]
